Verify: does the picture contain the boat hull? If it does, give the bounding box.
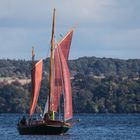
[17,120,71,135]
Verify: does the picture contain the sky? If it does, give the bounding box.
[0,0,140,60]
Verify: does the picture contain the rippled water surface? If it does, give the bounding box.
[0,114,140,140]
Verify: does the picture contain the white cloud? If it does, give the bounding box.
[0,0,140,59]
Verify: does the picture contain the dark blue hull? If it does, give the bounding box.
[17,120,71,135]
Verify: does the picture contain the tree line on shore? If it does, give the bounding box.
[0,57,139,113]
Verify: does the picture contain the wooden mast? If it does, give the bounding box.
[32,46,35,68]
[49,8,56,120]
[30,46,35,117]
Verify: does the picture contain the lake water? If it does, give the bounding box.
[0,114,139,140]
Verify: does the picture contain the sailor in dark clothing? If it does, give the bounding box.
[44,112,51,121]
[20,116,26,125]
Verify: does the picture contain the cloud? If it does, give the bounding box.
[0,0,140,59]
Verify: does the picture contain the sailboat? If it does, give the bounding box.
[17,8,75,135]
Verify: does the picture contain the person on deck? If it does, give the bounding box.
[44,112,51,121]
[20,116,27,125]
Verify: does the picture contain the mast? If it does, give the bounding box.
[32,46,35,68]
[49,8,56,120]
[30,46,35,117]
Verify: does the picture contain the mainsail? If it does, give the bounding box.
[50,47,62,112]
[49,30,73,113]
[30,59,43,117]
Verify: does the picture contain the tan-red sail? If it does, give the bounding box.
[58,30,73,60]
[50,47,62,112]
[49,30,73,112]
[58,47,73,121]
[30,59,43,117]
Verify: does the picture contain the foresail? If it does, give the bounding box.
[58,47,73,121]
[30,59,43,117]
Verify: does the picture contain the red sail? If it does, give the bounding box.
[49,30,73,112]
[30,59,43,117]
[58,47,73,121]
[58,30,73,60]
[50,47,62,112]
